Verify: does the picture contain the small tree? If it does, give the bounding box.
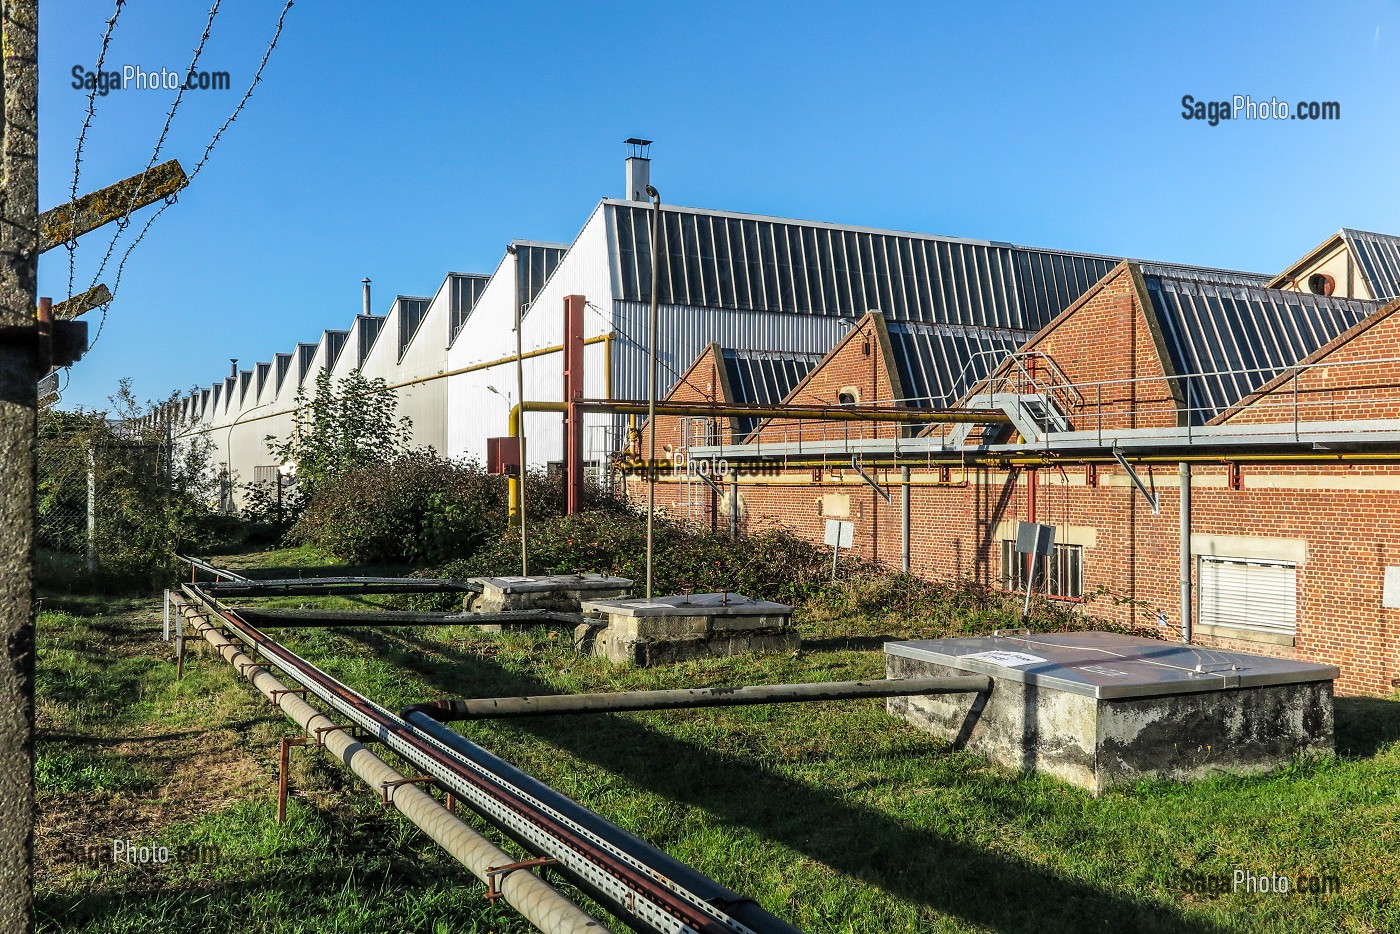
[266,369,413,509]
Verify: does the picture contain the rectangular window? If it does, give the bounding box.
[1001,540,1083,600]
[1198,556,1297,638]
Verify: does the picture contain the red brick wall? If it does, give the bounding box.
[1220,303,1400,425]
[751,312,906,446]
[1015,265,1181,431]
[694,462,1400,696]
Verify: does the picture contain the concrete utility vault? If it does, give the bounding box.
[468,573,634,627]
[579,592,797,666]
[885,631,1338,794]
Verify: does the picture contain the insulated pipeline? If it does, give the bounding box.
[169,594,605,934]
[181,585,801,934]
[404,676,992,721]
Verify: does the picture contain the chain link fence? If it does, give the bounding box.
[37,404,217,589]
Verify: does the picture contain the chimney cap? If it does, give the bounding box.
[624,138,652,157]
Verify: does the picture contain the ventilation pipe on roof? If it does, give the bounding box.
[362,277,372,316]
[229,358,238,378]
[625,138,652,201]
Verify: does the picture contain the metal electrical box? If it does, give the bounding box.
[487,437,520,476]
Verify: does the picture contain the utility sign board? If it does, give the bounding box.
[1015,521,1056,557]
[824,519,854,548]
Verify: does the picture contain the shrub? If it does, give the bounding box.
[286,452,508,565]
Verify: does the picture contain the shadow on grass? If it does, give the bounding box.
[1334,696,1400,758]
[35,862,527,934]
[338,627,1237,934]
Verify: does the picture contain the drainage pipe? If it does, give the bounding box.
[405,676,991,722]
[900,465,911,574]
[169,595,605,934]
[1180,461,1192,643]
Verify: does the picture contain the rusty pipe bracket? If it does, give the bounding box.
[380,776,437,806]
[484,858,559,902]
[277,736,308,825]
[269,688,308,704]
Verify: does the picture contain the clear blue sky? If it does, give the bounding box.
[41,0,1400,411]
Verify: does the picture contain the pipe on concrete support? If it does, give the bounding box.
[171,597,606,934]
[1180,461,1192,644]
[900,465,911,574]
[405,676,992,722]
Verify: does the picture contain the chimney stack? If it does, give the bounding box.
[624,138,652,201]
[362,277,372,317]
[229,358,238,377]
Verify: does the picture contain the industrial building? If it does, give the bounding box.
[166,143,1400,695]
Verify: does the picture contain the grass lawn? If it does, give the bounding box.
[35,548,1400,933]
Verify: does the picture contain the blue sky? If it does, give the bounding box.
[42,0,1400,411]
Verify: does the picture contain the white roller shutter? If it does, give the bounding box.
[1198,556,1297,637]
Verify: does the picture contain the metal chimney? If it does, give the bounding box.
[229,358,238,377]
[624,138,652,201]
[362,277,372,316]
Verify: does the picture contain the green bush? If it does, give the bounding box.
[286,452,508,565]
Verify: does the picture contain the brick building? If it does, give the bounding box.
[633,244,1400,696]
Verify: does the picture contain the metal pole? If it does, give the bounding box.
[405,676,992,722]
[1022,550,1037,619]
[513,249,529,577]
[900,465,911,573]
[1179,462,1192,643]
[645,186,661,598]
[86,444,96,574]
[0,2,40,924]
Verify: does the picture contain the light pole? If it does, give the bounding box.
[223,401,272,513]
[276,459,297,524]
[645,185,661,598]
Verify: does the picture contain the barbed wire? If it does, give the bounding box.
[66,0,126,302]
[84,0,222,300]
[87,0,295,355]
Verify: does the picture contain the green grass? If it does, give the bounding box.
[36,548,1400,933]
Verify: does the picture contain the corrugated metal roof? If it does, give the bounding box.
[609,202,1267,331]
[1137,262,1270,289]
[1342,228,1400,300]
[323,330,349,373]
[448,273,490,344]
[720,348,823,437]
[515,242,566,309]
[1143,272,1381,424]
[274,353,293,394]
[887,322,1033,407]
[395,297,431,362]
[355,314,386,366]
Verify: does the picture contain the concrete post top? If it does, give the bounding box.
[580,592,793,618]
[886,631,1339,700]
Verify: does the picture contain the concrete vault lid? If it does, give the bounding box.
[473,574,634,594]
[580,592,792,618]
[885,631,1339,700]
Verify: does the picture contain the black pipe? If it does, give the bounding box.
[405,676,991,722]
[233,607,587,628]
[205,576,481,597]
